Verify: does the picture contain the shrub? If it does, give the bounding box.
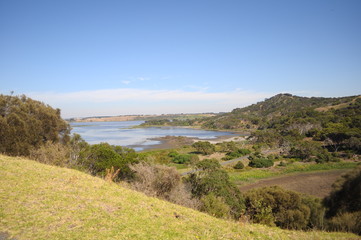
[223,148,251,160]
[315,149,339,163]
[68,133,90,167]
[168,151,179,158]
[245,186,323,230]
[129,162,199,209]
[82,143,139,180]
[172,154,198,164]
[233,161,244,169]
[200,193,231,219]
[326,211,361,235]
[29,142,69,167]
[324,165,361,219]
[302,196,325,230]
[187,159,245,219]
[278,161,286,167]
[192,141,215,155]
[218,141,238,152]
[248,158,273,168]
[245,199,275,226]
[323,165,361,234]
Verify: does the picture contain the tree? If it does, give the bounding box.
[192,141,215,155]
[218,141,238,152]
[0,94,70,156]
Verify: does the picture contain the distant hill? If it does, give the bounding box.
[1,155,358,240]
[200,93,360,130]
[230,93,358,117]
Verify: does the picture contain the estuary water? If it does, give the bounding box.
[70,121,235,151]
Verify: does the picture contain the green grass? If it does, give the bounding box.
[168,162,189,170]
[1,155,359,240]
[229,161,359,183]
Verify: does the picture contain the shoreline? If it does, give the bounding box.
[134,133,248,152]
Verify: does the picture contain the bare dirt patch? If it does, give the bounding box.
[238,169,352,198]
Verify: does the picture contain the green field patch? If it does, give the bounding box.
[229,161,359,184]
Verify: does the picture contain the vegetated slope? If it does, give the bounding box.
[0,156,358,240]
[200,93,360,129]
[232,94,357,117]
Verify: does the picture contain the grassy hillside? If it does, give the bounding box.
[0,155,359,240]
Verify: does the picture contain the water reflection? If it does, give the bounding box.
[70,121,234,151]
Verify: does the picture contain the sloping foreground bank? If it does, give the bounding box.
[0,155,358,240]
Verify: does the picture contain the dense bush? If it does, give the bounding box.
[168,151,179,158]
[245,186,325,230]
[248,158,273,168]
[323,165,361,235]
[171,153,198,164]
[288,141,338,163]
[223,148,251,160]
[324,165,361,218]
[200,193,231,219]
[233,161,244,169]
[187,159,245,219]
[326,211,361,235]
[80,143,139,180]
[0,94,70,156]
[217,141,238,152]
[192,141,215,155]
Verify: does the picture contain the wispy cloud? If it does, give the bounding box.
[121,80,131,85]
[30,88,271,103]
[27,88,274,117]
[137,77,149,81]
[183,85,210,91]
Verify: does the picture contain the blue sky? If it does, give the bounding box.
[1,0,360,118]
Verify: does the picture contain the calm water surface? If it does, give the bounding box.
[70,121,234,151]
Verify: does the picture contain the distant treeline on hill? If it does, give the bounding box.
[140,93,361,155]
